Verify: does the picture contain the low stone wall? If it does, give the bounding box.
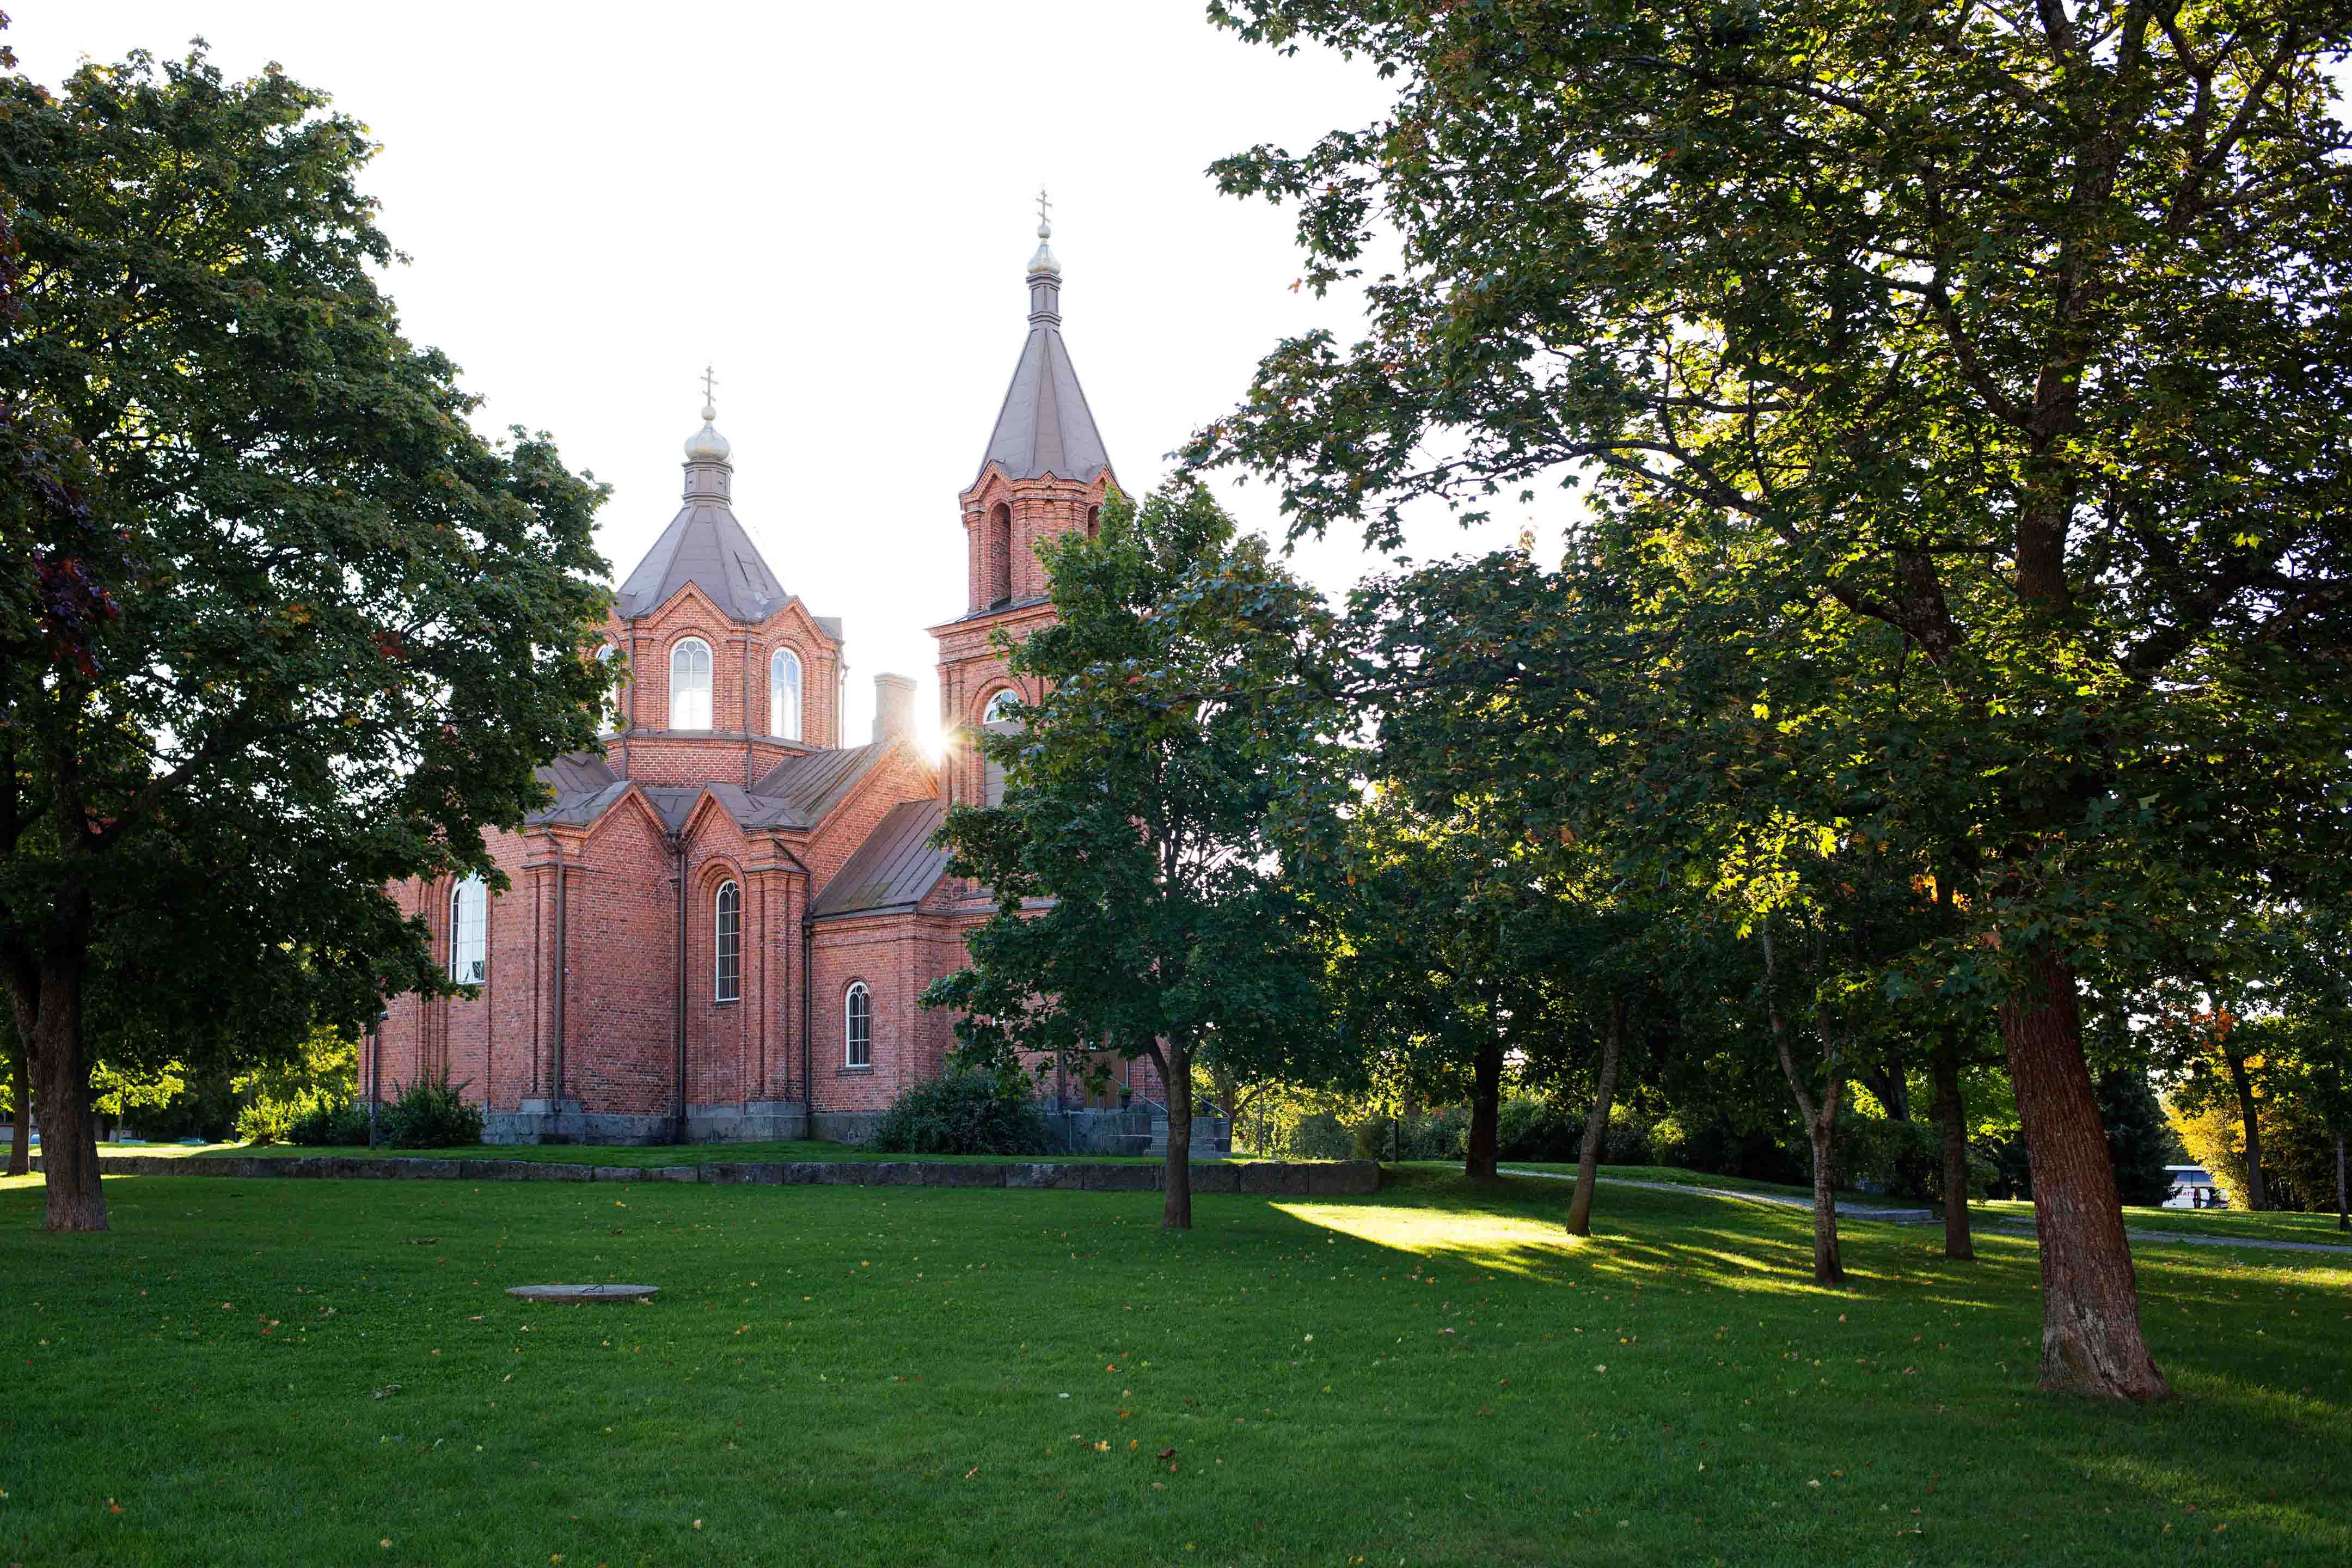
[25,1153,1379,1196]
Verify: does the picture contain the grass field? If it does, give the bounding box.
[5,1166,2348,1566]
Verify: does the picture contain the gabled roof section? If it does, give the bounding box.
[811,799,952,920]
[750,742,886,830]
[525,752,627,826]
[978,323,1111,484]
[616,497,789,623]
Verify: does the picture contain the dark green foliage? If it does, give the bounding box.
[923,481,1350,1224]
[376,1076,483,1150]
[869,1069,1055,1157]
[0,44,610,1227]
[1494,1098,1585,1164]
[2099,1070,2179,1209]
[1837,1117,1946,1202]
[286,1099,370,1148]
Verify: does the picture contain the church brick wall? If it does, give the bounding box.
[551,800,680,1116]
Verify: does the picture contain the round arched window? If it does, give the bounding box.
[669,638,713,730]
[844,982,872,1068]
[714,880,740,1003]
[769,647,803,740]
[448,875,487,984]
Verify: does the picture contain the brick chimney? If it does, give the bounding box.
[873,673,917,745]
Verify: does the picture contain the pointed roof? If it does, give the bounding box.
[977,207,1112,485]
[615,387,792,623]
[812,798,951,920]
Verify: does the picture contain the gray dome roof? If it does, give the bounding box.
[615,498,788,623]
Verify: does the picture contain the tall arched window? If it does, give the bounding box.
[713,880,740,1003]
[449,876,487,984]
[844,981,872,1068]
[1085,505,1100,538]
[669,637,713,730]
[595,643,622,736]
[769,647,803,740]
[981,689,1020,806]
[984,503,1013,607]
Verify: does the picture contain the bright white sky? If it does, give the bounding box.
[22,2,1536,746]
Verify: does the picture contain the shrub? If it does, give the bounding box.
[288,1098,370,1147]
[1836,1116,1944,1199]
[377,1075,484,1149]
[870,1068,1054,1156]
[1495,1097,1584,1162]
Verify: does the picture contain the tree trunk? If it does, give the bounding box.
[1928,1034,1975,1260]
[2226,1049,2266,1211]
[1565,993,1625,1238]
[6,1024,28,1178]
[24,963,106,1232]
[1463,1037,1502,1181]
[1160,1041,1192,1232]
[1999,951,2168,1400]
[1807,1118,1843,1284]
[1761,928,1842,1284]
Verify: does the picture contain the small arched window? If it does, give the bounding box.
[595,643,622,736]
[769,647,803,740]
[1085,505,1100,538]
[714,880,740,1003]
[983,689,1020,725]
[449,875,487,985]
[670,637,713,730]
[844,981,872,1068]
[984,503,1013,607]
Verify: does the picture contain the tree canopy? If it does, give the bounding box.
[0,45,610,1229]
[1196,0,2352,1399]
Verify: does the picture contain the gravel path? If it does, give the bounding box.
[1500,1167,2352,1254]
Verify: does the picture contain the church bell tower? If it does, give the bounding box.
[932,197,1116,807]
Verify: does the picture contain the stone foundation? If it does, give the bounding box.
[30,1152,1378,1195]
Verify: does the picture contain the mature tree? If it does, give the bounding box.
[0,48,610,1230]
[1200,0,2352,1400]
[924,482,1347,1229]
[1316,788,1583,1182]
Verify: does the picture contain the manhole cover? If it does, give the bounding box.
[505,1284,659,1303]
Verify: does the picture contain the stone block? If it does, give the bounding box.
[529,1162,595,1182]
[397,1159,462,1180]
[1306,1160,1379,1196]
[640,1164,697,1182]
[1238,1161,1308,1196]
[862,1162,922,1186]
[701,1162,747,1185]
[592,1166,642,1183]
[777,1162,829,1185]
[1004,1162,1079,1189]
[1083,1163,1161,1192]
[1187,1163,1240,1195]
[459,1159,530,1181]
[921,1162,1006,1189]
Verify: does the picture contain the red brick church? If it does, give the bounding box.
[369,216,1166,1143]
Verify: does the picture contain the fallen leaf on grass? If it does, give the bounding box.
[370,1385,401,1400]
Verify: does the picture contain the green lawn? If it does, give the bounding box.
[5,1167,2347,1565]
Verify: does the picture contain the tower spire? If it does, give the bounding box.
[1027,186,1061,323]
[977,197,1109,485]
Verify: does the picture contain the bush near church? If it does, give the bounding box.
[869,1068,1056,1156]
[373,1076,486,1149]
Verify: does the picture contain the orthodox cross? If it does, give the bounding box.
[700,363,718,414]
[1035,186,1052,229]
